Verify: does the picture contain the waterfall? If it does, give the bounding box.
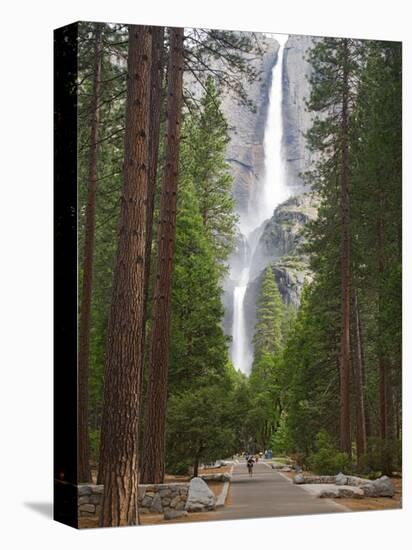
[230,34,290,375]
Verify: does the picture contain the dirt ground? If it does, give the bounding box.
[335,478,402,512]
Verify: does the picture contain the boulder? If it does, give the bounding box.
[346,475,370,487]
[338,487,364,499]
[319,486,364,499]
[361,476,395,498]
[374,476,395,497]
[319,488,339,498]
[335,472,348,486]
[281,466,292,472]
[293,474,305,484]
[164,510,188,520]
[185,477,216,512]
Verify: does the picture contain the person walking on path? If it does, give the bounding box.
[247,456,255,477]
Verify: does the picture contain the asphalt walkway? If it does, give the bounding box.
[215,460,347,520]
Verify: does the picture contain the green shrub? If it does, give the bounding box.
[165,458,192,476]
[358,437,401,476]
[308,430,351,475]
[270,411,294,455]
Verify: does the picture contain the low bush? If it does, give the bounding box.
[308,430,351,475]
[357,437,401,476]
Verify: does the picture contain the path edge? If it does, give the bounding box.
[216,465,233,508]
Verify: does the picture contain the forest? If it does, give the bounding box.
[76,23,402,526]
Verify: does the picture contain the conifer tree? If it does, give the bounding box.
[253,266,285,364]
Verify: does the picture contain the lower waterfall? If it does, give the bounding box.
[230,33,290,375]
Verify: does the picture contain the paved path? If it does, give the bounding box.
[214,460,347,521]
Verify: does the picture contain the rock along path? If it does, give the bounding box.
[214,460,348,521]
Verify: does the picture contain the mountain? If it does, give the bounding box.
[223,193,318,337]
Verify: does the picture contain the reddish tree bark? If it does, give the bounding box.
[339,38,351,456]
[78,23,102,483]
[353,290,367,459]
[137,27,165,480]
[98,25,152,527]
[140,27,184,484]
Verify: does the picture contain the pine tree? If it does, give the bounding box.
[78,22,103,483]
[253,266,285,364]
[182,75,237,265]
[98,25,152,527]
[140,27,185,485]
[306,37,361,455]
[168,179,229,394]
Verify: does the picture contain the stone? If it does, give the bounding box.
[281,467,292,472]
[162,498,171,507]
[374,476,395,497]
[360,483,377,497]
[79,503,95,513]
[338,487,363,499]
[90,494,102,505]
[150,493,163,514]
[346,475,370,487]
[141,496,153,508]
[164,510,188,520]
[91,485,104,494]
[364,476,395,497]
[175,501,185,511]
[335,472,348,486]
[319,488,340,498]
[78,485,92,497]
[159,489,172,498]
[185,477,216,512]
[79,496,90,505]
[170,495,180,508]
[293,474,305,484]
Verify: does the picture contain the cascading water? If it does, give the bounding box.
[230,34,290,375]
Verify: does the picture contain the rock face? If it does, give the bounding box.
[185,477,217,512]
[224,193,317,340]
[220,33,317,213]
[212,33,319,363]
[221,36,279,214]
[282,34,318,193]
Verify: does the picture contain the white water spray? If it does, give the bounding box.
[231,34,290,375]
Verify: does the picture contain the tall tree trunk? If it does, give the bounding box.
[78,23,103,483]
[377,196,389,442]
[140,27,184,484]
[98,25,152,527]
[137,27,165,470]
[353,290,367,459]
[339,38,351,456]
[193,457,199,478]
